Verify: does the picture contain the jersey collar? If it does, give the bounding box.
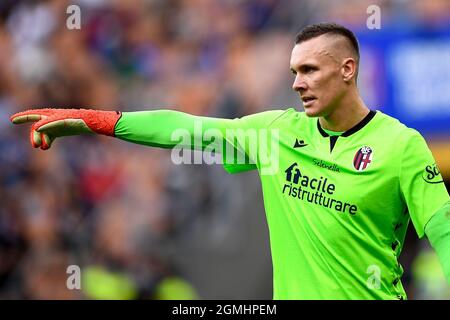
[317,110,377,138]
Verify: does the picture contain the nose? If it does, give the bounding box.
[292,74,307,92]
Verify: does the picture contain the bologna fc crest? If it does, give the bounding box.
[353,146,373,171]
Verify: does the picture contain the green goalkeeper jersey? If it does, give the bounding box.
[115,108,450,300]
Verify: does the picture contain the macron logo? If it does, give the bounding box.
[294,139,308,148]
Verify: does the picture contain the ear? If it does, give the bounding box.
[341,58,357,83]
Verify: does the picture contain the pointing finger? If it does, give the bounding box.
[11,113,44,124]
[10,108,60,124]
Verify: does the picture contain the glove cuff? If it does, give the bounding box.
[83,110,122,136]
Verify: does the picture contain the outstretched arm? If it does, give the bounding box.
[9,108,234,151]
[114,109,235,150]
[11,107,287,174]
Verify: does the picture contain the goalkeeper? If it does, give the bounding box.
[10,23,450,299]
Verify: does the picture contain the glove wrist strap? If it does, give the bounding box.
[81,109,122,136]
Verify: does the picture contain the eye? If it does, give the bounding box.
[300,65,318,74]
[290,69,297,75]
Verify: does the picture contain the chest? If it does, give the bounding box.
[271,131,402,212]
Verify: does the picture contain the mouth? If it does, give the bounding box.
[301,96,316,107]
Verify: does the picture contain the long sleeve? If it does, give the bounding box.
[425,200,450,283]
[113,108,288,174]
[114,110,233,150]
[399,129,450,238]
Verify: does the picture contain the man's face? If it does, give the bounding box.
[290,35,348,117]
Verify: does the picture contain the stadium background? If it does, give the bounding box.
[0,0,449,299]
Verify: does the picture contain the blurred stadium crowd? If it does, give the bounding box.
[0,0,449,299]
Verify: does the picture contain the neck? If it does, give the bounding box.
[319,89,370,132]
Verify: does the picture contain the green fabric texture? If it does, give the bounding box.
[113,108,450,299]
[114,109,286,173]
[425,200,450,283]
[322,128,344,136]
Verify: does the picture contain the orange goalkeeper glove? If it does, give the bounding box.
[10,108,122,150]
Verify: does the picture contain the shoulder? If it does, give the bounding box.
[239,107,303,127]
[261,107,306,127]
[375,111,428,148]
[375,111,423,138]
